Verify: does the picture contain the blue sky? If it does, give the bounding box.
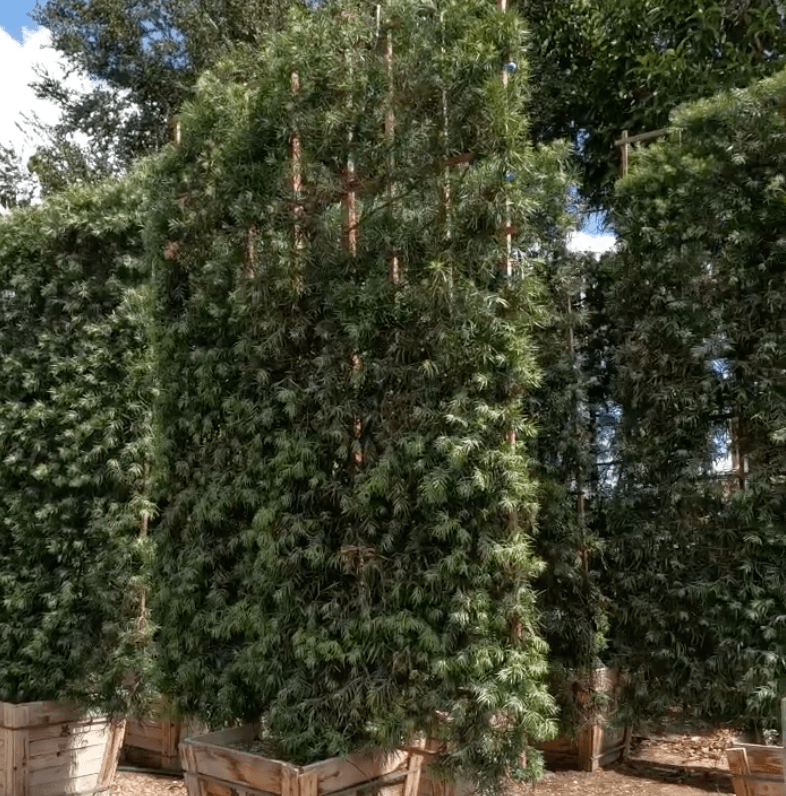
[0,0,38,43]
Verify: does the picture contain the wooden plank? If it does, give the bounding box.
[403,739,425,796]
[27,719,109,744]
[125,719,165,741]
[29,726,109,759]
[28,751,104,787]
[280,765,298,796]
[781,698,786,794]
[29,771,103,796]
[30,740,106,774]
[124,732,164,753]
[98,720,126,786]
[299,771,318,796]
[12,722,25,796]
[1,701,81,730]
[1,727,7,796]
[728,747,755,796]
[30,734,108,760]
[733,744,784,776]
[182,738,283,793]
[307,749,408,796]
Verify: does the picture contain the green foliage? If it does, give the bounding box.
[0,170,156,711]
[529,249,609,677]
[606,67,786,728]
[149,0,572,789]
[524,0,786,205]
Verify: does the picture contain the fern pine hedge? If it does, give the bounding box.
[607,67,786,730]
[148,0,574,789]
[0,171,155,712]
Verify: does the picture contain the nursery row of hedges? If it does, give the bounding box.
[3,0,786,786]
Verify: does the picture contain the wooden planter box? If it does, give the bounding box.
[0,700,125,796]
[539,668,629,772]
[726,742,785,796]
[121,718,186,772]
[180,726,462,796]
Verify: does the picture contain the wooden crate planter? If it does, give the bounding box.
[726,743,786,796]
[0,700,125,796]
[180,726,462,796]
[539,668,629,772]
[121,719,186,772]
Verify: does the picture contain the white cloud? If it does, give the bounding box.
[567,230,617,256]
[0,26,91,160]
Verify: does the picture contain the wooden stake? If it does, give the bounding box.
[291,70,305,255]
[614,128,668,176]
[386,23,400,284]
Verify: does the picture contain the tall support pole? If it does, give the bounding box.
[386,20,400,284]
[291,70,305,256]
[499,0,513,278]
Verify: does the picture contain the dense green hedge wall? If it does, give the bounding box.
[0,173,154,711]
[607,68,786,728]
[149,0,572,787]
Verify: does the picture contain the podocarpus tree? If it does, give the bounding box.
[606,68,786,729]
[528,247,611,727]
[0,171,155,711]
[149,0,573,789]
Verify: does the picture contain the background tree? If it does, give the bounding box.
[0,0,300,203]
[523,0,786,206]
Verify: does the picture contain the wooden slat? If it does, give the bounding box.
[727,745,786,796]
[403,739,425,796]
[98,720,126,786]
[28,751,103,787]
[1,701,81,729]
[181,737,284,793]
[280,766,298,796]
[733,745,785,776]
[307,749,408,796]
[28,718,109,743]
[29,771,103,796]
[125,732,164,753]
[12,722,25,796]
[29,726,109,759]
[299,771,318,796]
[1,728,8,796]
[30,740,106,774]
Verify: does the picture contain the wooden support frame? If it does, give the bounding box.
[614,128,668,176]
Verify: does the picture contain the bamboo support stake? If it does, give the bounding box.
[385,22,401,284]
[440,11,452,242]
[499,0,513,277]
[291,70,305,255]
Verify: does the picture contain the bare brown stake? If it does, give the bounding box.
[291,70,305,255]
[245,224,258,278]
[439,11,453,242]
[168,116,181,145]
[730,416,747,491]
[385,21,401,285]
[344,176,358,255]
[351,353,364,468]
